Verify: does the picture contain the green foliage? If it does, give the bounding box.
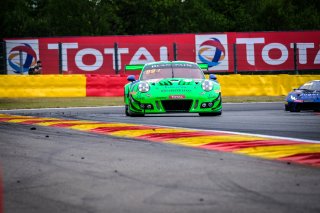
[1,0,319,38]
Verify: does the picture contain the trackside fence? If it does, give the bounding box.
[0,42,5,74]
[2,31,320,75]
[1,41,318,75]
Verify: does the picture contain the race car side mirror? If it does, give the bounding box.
[127,75,136,82]
[209,74,217,81]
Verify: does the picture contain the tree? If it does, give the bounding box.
[0,0,319,39]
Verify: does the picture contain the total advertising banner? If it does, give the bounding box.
[4,31,320,74]
[195,34,229,71]
[229,31,320,71]
[6,39,40,74]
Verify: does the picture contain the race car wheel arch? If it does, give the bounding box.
[124,86,130,105]
[289,103,301,112]
[285,104,289,111]
[126,104,145,117]
[125,105,130,116]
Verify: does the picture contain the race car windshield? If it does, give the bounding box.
[299,81,320,91]
[140,63,205,80]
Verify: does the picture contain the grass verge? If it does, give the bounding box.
[0,96,285,110]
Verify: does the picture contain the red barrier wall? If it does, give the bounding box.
[86,74,128,97]
[84,74,320,97]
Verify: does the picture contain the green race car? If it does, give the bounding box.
[124,61,222,116]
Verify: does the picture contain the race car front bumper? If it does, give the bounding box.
[129,93,222,114]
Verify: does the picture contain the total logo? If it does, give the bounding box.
[47,43,168,72]
[6,40,39,74]
[196,35,229,71]
[198,38,225,66]
[169,95,186,99]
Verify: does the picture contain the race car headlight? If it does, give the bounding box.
[202,80,214,91]
[138,82,150,92]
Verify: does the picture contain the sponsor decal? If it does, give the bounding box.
[304,83,313,86]
[46,42,170,73]
[161,89,192,93]
[169,95,186,99]
[290,95,297,100]
[196,35,229,71]
[6,40,39,75]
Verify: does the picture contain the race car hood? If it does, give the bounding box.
[144,78,211,94]
[145,78,203,86]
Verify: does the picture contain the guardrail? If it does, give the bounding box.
[0,75,86,97]
[0,74,319,98]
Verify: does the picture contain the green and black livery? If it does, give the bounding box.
[124,61,222,116]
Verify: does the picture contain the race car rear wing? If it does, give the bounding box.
[125,63,208,72]
[125,64,145,71]
[198,63,209,70]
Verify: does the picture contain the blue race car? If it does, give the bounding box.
[285,80,320,112]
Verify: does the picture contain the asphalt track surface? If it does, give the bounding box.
[1,102,320,213]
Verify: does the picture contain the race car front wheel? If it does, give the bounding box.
[125,105,130,116]
[285,104,289,111]
[288,103,301,112]
[125,104,145,117]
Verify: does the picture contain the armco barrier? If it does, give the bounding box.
[85,74,320,97]
[0,75,319,98]
[217,75,320,96]
[85,74,128,97]
[0,75,86,97]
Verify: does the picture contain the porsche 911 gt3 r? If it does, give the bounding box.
[124,61,222,116]
[285,80,320,112]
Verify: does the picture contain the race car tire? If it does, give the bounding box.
[284,104,289,111]
[199,111,222,116]
[289,103,301,112]
[125,105,130,116]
